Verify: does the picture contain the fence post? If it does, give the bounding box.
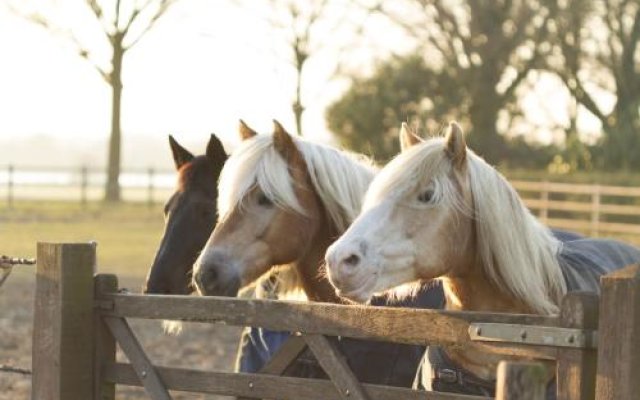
[595,264,640,400]
[495,361,546,400]
[81,166,89,207]
[94,274,118,400]
[540,180,549,222]
[147,167,155,208]
[32,243,97,400]
[590,185,600,237]
[7,164,14,208]
[556,291,599,400]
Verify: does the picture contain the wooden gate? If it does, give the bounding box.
[30,243,640,400]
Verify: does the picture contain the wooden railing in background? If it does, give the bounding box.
[512,181,640,244]
[2,164,640,243]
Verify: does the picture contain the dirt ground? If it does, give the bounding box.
[0,270,243,400]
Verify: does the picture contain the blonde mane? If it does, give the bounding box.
[218,134,377,232]
[364,138,566,315]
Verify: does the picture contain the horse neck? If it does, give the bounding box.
[292,213,345,304]
[441,229,538,381]
[441,272,531,314]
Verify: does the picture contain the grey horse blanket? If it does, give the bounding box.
[416,238,640,398]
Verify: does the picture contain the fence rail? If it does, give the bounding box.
[512,180,640,243]
[0,164,174,205]
[2,166,639,241]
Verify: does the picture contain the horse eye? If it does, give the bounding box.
[257,194,273,207]
[418,189,435,203]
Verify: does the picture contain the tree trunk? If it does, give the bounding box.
[466,64,506,164]
[105,39,124,202]
[468,96,505,164]
[292,64,305,136]
[604,101,640,170]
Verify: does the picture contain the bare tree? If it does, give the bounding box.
[13,0,179,201]
[371,0,554,163]
[550,0,640,169]
[236,0,357,136]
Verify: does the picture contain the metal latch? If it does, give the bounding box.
[469,323,597,349]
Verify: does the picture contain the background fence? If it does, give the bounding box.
[513,181,640,244]
[2,165,639,244]
[0,165,174,206]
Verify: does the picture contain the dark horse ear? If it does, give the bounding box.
[399,122,422,152]
[169,135,195,170]
[206,134,227,165]
[444,121,466,170]
[238,119,258,141]
[272,120,299,162]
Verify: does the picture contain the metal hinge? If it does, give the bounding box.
[469,323,598,349]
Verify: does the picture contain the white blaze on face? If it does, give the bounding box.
[325,198,419,303]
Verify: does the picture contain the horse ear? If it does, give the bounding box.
[169,135,194,170]
[238,119,257,141]
[206,134,227,164]
[272,120,299,161]
[399,122,422,152]
[444,122,466,169]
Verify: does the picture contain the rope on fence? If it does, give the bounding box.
[0,255,36,287]
[0,256,36,376]
[0,364,32,376]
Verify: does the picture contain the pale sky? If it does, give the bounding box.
[0,1,605,168]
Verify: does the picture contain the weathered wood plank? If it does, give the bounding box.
[304,334,369,400]
[32,243,96,400]
[595,264,640,400]
[556,292,599,400]
[99,293,558,358]
[104,362,490,400]
[94,274,118,400]
[238,334,309,400]
[495,361,546,400]
[258,334,307,375]
[104,316,171,400]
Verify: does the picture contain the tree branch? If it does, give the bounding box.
[123,0,176,50]
[12,7,111,84]
[559,72,609,125]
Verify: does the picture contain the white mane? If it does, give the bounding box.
[364,138,566,315]
[218,134,377,233]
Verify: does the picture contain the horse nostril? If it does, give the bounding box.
[343,254,360,267]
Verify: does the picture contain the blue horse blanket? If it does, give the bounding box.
[236,282,445,387]
[415,238,640,397]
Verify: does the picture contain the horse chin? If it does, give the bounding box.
[339,290,373,304]
[335,277,377,304]
[195,275,241,297]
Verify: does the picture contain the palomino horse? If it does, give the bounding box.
[325,122,640,396]
[193,121,445,386]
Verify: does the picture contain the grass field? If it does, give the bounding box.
[0,200,166,279]
[0,200,242,399]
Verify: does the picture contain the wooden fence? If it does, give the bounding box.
[3,165,640,240]
[513,181,640,243]
[30,243,640,399]
[1,165,173,206]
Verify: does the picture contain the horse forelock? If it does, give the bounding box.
[177,161,195,192]
[218,134,377,232]
[363,138,450,211]
[177,156,217,194]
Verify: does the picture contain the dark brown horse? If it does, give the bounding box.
[143,134,227,294]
